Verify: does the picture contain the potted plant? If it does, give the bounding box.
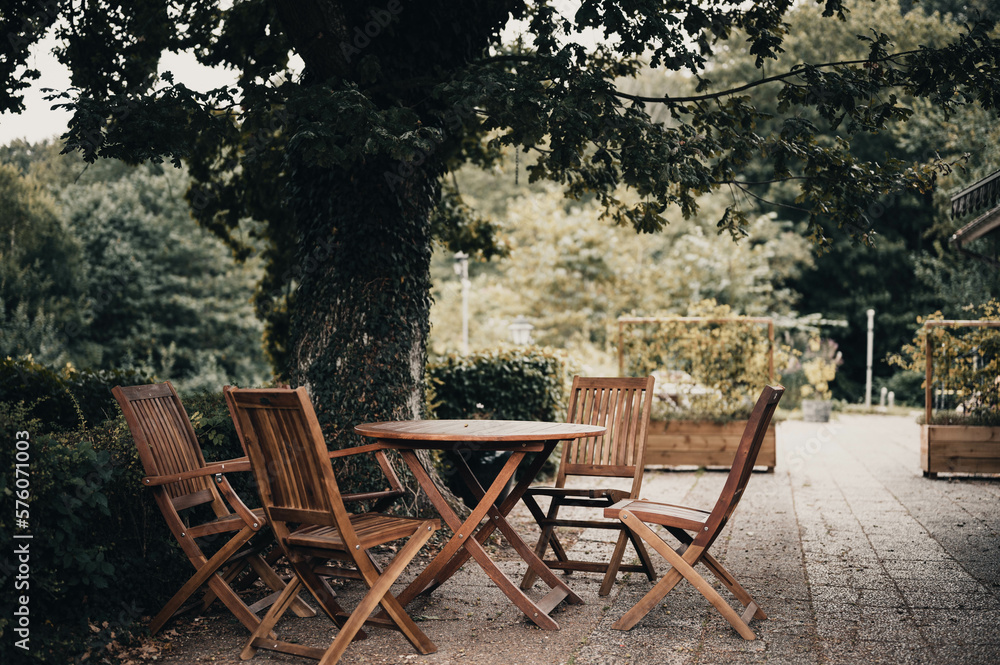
[799,337,841,422]
[889,302,1000,477]
[618,300,785,471]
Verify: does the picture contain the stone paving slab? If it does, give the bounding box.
[154,414,1000,664]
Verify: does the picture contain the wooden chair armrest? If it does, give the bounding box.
[525,487,631,501]
[326,443,389,459]
[213,473,264,531]
[325,444,405,507]
[342,489,406,504]
[142,458,252,486]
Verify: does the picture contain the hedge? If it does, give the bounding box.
[0,385,248,663]
[426,345,570,505]
[0,357,151,432]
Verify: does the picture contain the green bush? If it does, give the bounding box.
[426,345,570,422]
[426,345,569,505]
[0,356,151,431]
[888,301,1000,423]
[619,300,790,422]
[0,407,122,663]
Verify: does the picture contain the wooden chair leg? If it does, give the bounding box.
[519,494,551,590]
[353,525,437,654]
[318,531,437,665]
[197,554,252,615]
[151,527,258,634]
[663,527,766,620]
[613,565,685,631]
[246,553,317,618]
[520,523,556,590]
[701,552,767,620]
[616,511,757,640]
[294,565,360,634]
[520,497,571,590]
[241,577,304,660]
[599,530,632,596]
[627,526,658,583]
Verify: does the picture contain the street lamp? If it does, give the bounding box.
[453,252,470,355]
[508,315,534,345]
[864,308,875,408]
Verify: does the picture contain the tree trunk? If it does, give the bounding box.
[285,155,466,515]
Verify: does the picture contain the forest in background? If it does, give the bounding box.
[0,141,269,393]
[2,0,999,404]
[430,0,1000,404]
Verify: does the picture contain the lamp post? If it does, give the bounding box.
[453,252,470,355]
[865,308,875,408]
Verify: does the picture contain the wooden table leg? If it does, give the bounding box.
[425,442,552,587]
[393,446,579,630]
[392,450,519,606]
[441,449,582,609]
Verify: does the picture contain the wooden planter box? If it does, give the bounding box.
[920,424,1000,477]
[645,420,776,472]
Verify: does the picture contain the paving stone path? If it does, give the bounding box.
[156,414,1000,664]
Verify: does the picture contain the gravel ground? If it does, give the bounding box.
[137,415,1000,665]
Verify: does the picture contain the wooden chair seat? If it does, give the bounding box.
[607,385,784,640]
[605,499,710,532]
[521,376,657,596]
[527,487,630,500]
[287,515,439,551]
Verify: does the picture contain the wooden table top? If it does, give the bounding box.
[354,419,605,443]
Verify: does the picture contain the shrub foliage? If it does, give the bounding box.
[888,300,1000,426]
[619,300,787,422]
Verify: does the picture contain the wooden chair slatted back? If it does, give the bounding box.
[703,385,784,547]
[558,376,655,485]
[113,382,219,510]
[227,388,350,533]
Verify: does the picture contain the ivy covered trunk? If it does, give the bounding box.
[285,155,453,510]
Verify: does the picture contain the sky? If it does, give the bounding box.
[0,33,239,146]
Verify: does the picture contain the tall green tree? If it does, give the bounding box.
[0,144,270,390]
[429,182,813,364]
[696,0,1000,398]
[3,1,998,455]
[0,162,85,365]
[57,164,270,389]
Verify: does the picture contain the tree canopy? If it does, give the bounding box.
[4,0,999,444]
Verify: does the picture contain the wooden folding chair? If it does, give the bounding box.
[520,376,657,596]
[225,387,438,665]
[606,385,784,639]
[112,382,314,635]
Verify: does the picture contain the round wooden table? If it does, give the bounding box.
[354,419,606,630]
